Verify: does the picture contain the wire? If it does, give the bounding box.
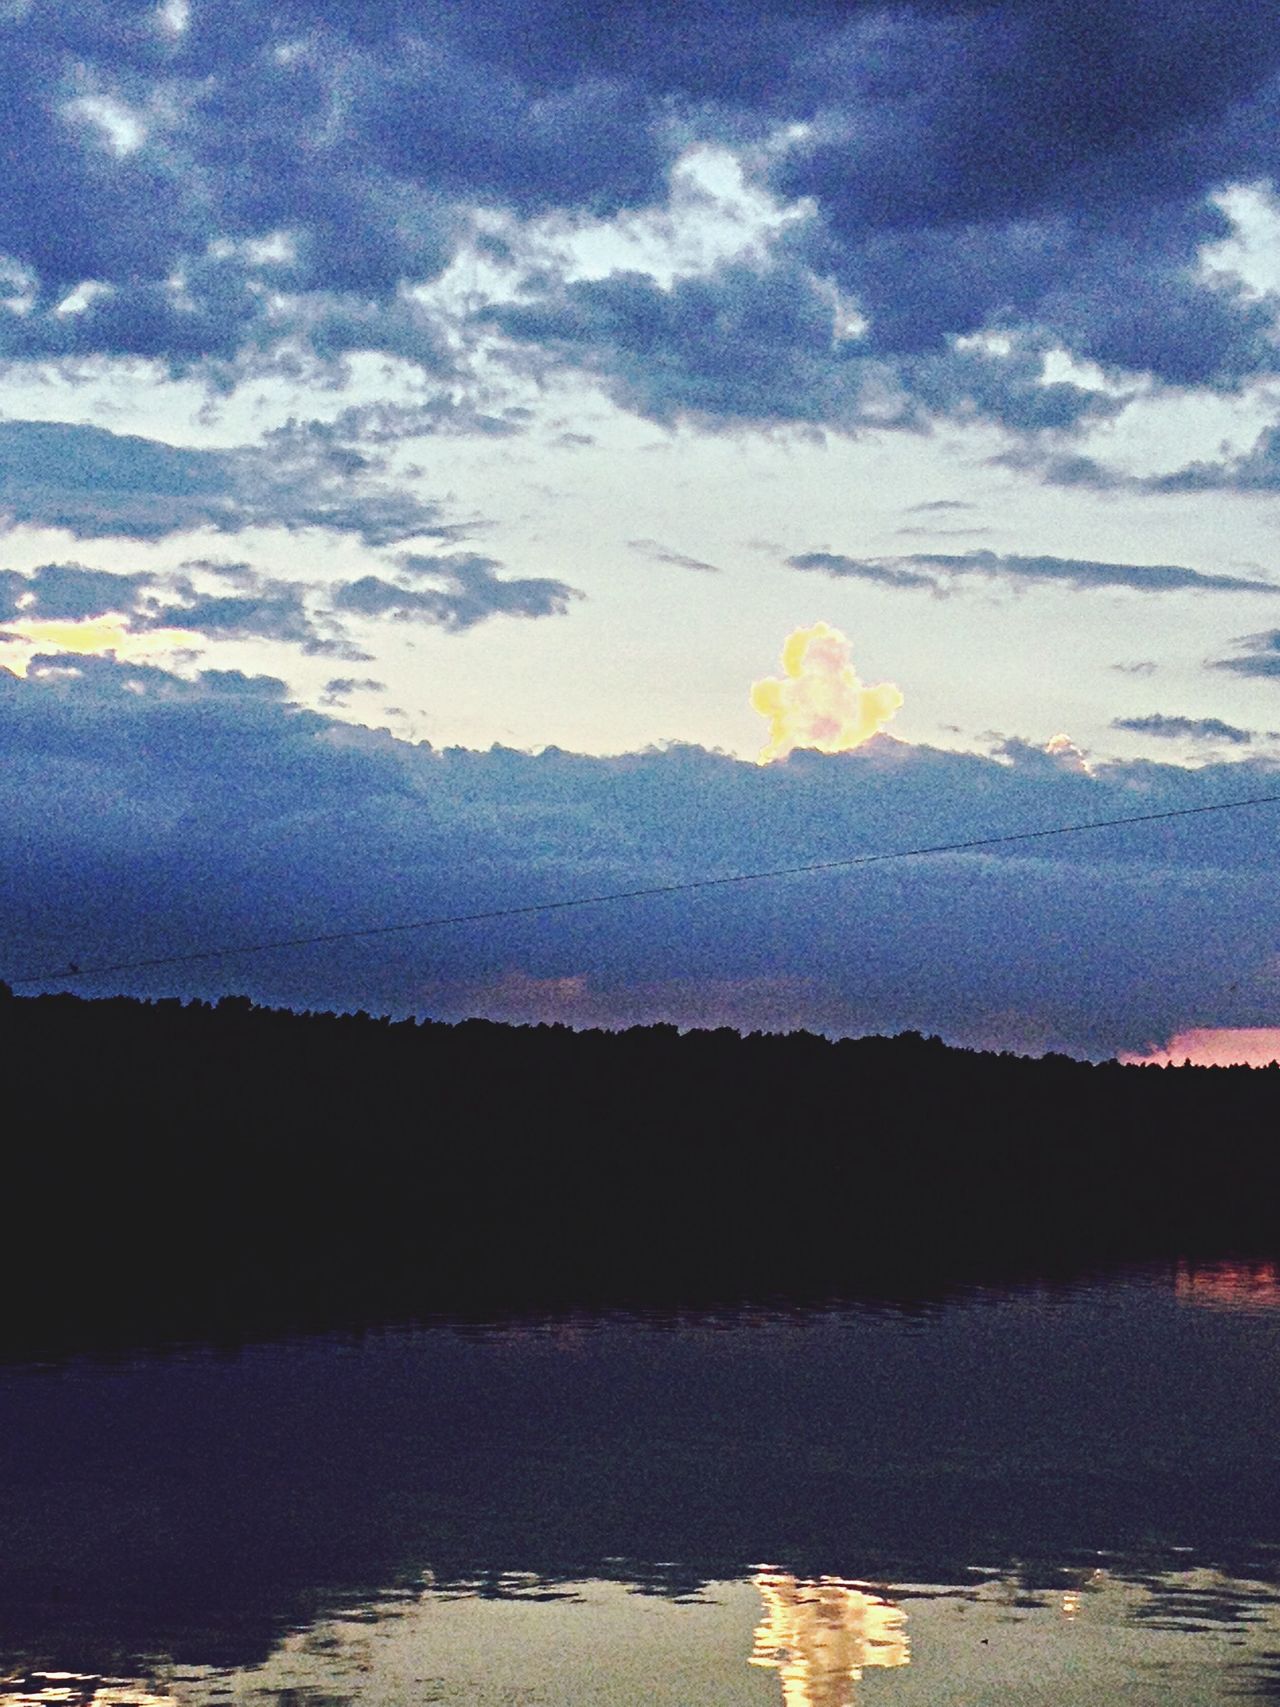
[7,787,1280,987]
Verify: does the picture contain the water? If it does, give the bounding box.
[3,1264,1280,1705]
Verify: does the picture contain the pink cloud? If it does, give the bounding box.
[1120,1027,1280,1067]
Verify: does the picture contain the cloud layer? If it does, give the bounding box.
[4,652,1279,1060]
[2,0,1278,441]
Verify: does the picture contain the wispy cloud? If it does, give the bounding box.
[0,419,451,547]
[788,549,1280,597]
[1001,427,1280,499]
[1211,629,1280,679]
[1112,713,1254,745]
[627,538,722,574]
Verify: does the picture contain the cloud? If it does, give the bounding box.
[0,0,1274,436]
[787,553,941,592]
[749,622,904,763]
[0,419,449,546]
[141,586,321,646]
[0,558,368,666]
[333,553,582,631]
[197,669,291,698]
[320,676,386,707]
[0,545,576,678]
[265,398,531,448]
[1113,713,1255,744]
[0,616,200,675]
[1146,426,1280,495]
[1212,629,1280,679]
[0,0,675,379]
[1001,425,1280,499]
[479,257,1119,434]
[787,548,1280,597]
[767,5,1280,392]
[1042,732,1093,774]
[1121,1028,1280,1068]
[0,561,156,621]
[468,0,1280,430]
[627,538,722,574]
[895,526,993,540]
[4,656,1280,1059]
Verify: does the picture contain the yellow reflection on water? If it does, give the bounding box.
[750,1573,908,1707]
[1175,1261,1280,1311]
[0,1674,170,1707]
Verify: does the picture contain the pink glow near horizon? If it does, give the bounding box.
[1121,1028,1280,1068]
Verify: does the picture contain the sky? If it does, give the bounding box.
[3,0,1280,1061]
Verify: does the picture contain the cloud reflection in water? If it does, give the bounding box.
[750,1574,908,1707]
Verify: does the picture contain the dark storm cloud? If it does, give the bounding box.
[766,2,1280,386]
[1212,629,1280,679]
[479,258,1117,433]
[0,0,1275,432]
[474,0,1280,425]
[333,553,581,631]
[787,548,1280,596]
[3,655,1280,1058]
[1112,713,1254,744]
[0,419,448,545]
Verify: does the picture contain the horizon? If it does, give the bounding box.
[9,980,1280,1071]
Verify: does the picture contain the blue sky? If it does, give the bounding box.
[3,0,1280,1058]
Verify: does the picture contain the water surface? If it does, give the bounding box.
[3,1264,1280,1704]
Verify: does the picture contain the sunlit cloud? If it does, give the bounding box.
[1120,1028,1280,1067]
[750,623,903,765]
[0,617,198,676]
[1044,732,1094,774]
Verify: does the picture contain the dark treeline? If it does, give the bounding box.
[3,985,1278,1354]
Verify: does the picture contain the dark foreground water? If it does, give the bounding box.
[4,1263,1280,1705]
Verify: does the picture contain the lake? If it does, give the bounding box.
[3,1262,1280,1705]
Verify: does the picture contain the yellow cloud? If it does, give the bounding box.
[0,617,198,676]
[750,622,904,764]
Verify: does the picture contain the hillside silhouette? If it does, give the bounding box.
[3,985,1278,1354]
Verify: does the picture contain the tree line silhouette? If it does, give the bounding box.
[3,984,1278,1353]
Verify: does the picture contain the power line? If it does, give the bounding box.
[8,787,1280,988]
